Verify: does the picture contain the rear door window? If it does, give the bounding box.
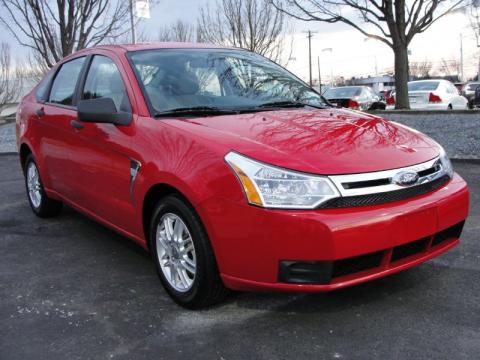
[35,70,55,102]
[48,57,86,106]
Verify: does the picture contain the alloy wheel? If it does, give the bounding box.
[156,213,196,292]
[27,162,42,208]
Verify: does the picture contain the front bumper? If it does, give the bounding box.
[201,173,469,292]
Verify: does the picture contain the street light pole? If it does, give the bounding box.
[317,56,321,94]
[460,33,464,82]
[321,47,333,86]
[129,0,136,44]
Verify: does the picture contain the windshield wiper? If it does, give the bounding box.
[154,106,238,117]
[256,101,327,109]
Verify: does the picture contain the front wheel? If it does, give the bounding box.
[150,194,228,309]
[24,154,62,218]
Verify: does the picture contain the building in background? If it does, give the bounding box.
[346,75,395,94]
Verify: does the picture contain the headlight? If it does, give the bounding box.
[439,146,454,178]
[225,152,340,209]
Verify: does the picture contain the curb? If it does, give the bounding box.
[1,152,478,163]
[452,158,480,165]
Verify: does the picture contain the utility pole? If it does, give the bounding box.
[129,0,137,44]
[460,33,464,82]
[302,30,317,87]
[317,56,321,94]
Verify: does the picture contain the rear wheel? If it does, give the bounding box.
[150,194,228,309]
[24,154,62,218]
[447,104,453,110]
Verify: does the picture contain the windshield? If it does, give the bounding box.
[323,87,361,98]
[128,48,328,114]
[408,81,439,91]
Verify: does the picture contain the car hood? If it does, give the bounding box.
[172,108,440,175]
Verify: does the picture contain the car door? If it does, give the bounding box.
[36,56,89,200]
[70,53,138,233]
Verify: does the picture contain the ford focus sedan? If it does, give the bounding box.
[16,43,469,309]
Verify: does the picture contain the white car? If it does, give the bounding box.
[386,80,469,110]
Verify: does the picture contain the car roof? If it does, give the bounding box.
[408,79,442,83]
[74,42,233,54]
[59,42,244,64]
[329,86,365,89]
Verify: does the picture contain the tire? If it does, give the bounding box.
[150,194,228,309]
[447,104,452,110]
[24,154,62,218]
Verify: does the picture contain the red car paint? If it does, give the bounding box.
[16,43,469,292]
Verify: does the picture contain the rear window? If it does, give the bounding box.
[324,87,361,98]
[408,81,439,91]
[49,57,85,106]
[35,70,55,102]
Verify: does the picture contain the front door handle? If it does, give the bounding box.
[35,108,45,117]
[70,119,84,130]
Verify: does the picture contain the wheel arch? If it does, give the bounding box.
[19,143,33,173]
[142,183,195,250]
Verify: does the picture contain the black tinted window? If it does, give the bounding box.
[49,57,85,105]
[82,55,131,112]
[324,87,361,98]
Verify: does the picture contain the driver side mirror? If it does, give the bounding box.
[77,97,131,126]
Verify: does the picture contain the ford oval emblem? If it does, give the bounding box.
[393,171,419,186]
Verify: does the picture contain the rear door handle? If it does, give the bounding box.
[35,108,45,117]
[70,119,84,130]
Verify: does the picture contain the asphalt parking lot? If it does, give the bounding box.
[0,153,479,360]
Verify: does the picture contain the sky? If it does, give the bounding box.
[0,0,478,82]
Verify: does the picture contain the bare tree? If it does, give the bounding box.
[0,0,130,68]
[158,20,196,42]
[468,0,480,79]
[439,58,460,76]
[468,0,480,36]
[198,0,292,64]
[409,60,433,78]
[270,0,466,109]
[0,43,24,113]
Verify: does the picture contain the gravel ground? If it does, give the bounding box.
[375,111,480,160]
[0,123,16,153]
[0,154,479,360]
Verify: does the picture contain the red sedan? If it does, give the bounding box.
[16,43,469,308]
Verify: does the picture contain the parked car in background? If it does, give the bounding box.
[323,86,386,110]
[16,44,469,308]
[462,82,480,109]
[454,82,465,93]
[379,89,394,102]
[386,80,469,110]
[472,85,480,109]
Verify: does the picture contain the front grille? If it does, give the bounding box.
[432,221,465,247]
[319,175,450,208]
[277,222,464,285]
[332,251,383,278]
[391,237,429,262]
